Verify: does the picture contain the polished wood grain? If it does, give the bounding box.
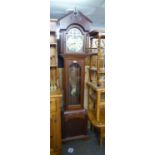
[61,54,86,111]
[58,11,92,32]
[62,109,88,142]
[87,82,105,145]
[58,10,92,140]
[88,30,105,86]
[50,90,62,155]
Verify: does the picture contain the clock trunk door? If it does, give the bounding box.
[64,59,85,110]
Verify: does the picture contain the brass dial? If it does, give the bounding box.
[66,28,83,53]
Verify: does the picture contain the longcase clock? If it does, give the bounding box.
[58,10,92,141]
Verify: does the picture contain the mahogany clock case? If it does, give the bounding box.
[62,54,86,111]
[57,10,93,141]
[61,54,88,141]
[62,109,88,141]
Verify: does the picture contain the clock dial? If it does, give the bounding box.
[66,28,83,53]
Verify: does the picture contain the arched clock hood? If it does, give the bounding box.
[57,10,93,32]
[58,10,93,55]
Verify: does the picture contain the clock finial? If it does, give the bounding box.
[74,7,78,16]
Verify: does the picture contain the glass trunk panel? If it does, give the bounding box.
[68,63,81,105]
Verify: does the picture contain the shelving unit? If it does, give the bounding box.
[51,90,62,155]
[50,19,60,92]
[87,82,105,122]
[87,30,105,86]
[50,19,62,155]
[86,30,105,145]
[50,31,57,67]
[87,81,105,145]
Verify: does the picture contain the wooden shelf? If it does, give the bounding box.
[50,43,57,46]
[98,68,105,74]
[98,57,104,60]
[50,65,57,68]
[50,30,56,33]
[100,34,105,38]
[88,109,105,127]
[86,47,104,49]
[89,67,105,74]
[89,67,97,71]
[89,30,105,39]
[86,49,104,55]
[89,31,99,37]
[86,48,98,49]
[87,52,98,56]
[50,89,62,98]
[50,28,58,70]
[98,79,105,83]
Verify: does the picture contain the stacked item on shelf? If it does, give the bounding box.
[86,30,105,145]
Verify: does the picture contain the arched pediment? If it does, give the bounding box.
[58,11,92,32]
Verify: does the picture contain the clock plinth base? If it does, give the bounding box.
[61,109,88,141]
[62,135,89,142]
